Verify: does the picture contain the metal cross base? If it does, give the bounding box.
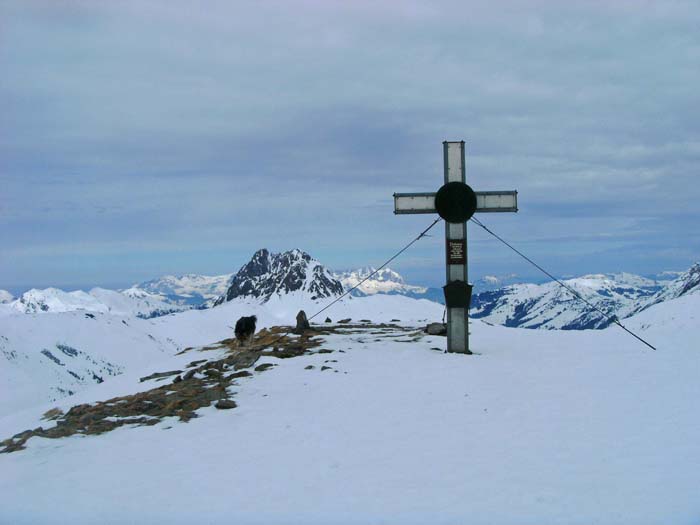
[393,141,519,354]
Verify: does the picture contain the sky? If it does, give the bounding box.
[1,0,699,293]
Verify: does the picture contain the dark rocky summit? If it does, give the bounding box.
[215,249,343,305]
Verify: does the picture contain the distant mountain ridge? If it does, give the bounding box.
[6,287,185,318]
[333,267,427,296]
[128,273,233,306]
[470,275,656,330]
[0,290,15,304]
[470,268,697,330]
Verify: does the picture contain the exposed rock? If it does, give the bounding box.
[294,310,311,335]
[139,370,182,382]
[338,318,351,324]
[214,400,237,410]
[254,363,276,372]
[321,366,332,371]
[425,323,447,336]
[305,365,315,370]
[325,317,332,323]
[266,345,305,359]
[42,408,64,421]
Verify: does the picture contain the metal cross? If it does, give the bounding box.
[393,141,518,354]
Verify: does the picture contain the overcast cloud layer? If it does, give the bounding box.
[1,0,699,291]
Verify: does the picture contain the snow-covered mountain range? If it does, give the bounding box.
[3,247,697,334]
[471,267,697,330]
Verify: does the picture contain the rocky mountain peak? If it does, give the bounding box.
[216,249,343,304]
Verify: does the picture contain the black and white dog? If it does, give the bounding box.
[234,315,257,345]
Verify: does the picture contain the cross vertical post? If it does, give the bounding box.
[443,141,469,353]
[393,140,518,354]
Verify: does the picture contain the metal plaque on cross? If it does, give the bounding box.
[393,141,519,354]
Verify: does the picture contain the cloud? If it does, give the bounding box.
[1,0,699,288]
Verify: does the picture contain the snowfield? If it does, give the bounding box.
[0,293,699,524]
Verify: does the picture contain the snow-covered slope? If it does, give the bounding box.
[8,287,185,318]
[334,266,427,296]
[0,289,698,523]
[215,249,343,304]
[471,273,658,330]
[128,273,233,306]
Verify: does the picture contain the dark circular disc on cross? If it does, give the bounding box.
[435,182,477,223]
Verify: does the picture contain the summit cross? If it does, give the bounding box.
[393,141,519,354]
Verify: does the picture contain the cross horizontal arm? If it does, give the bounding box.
[476,190,518,213]
[394,190,518,215]
[393,192,436,214]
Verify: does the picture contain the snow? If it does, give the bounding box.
[1,289,699,523]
